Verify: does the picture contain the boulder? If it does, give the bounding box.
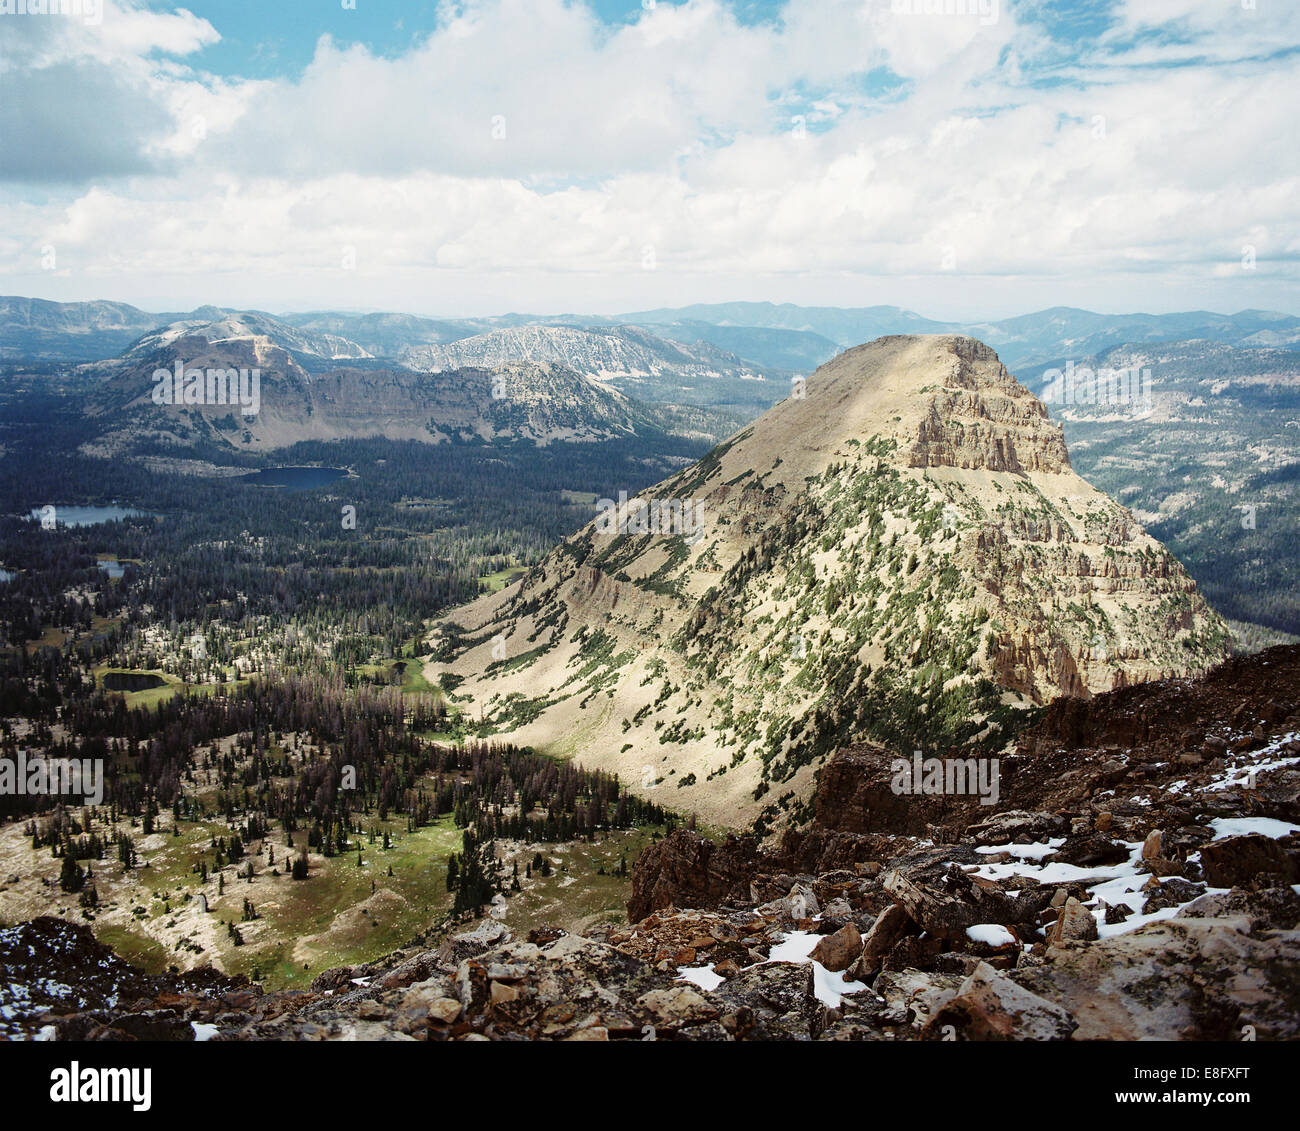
[1199,834,1298,889]
[881,860,1049,937]
[1177,886,1300,932]
[965,810,1068,846]
[809,923,861,972]
[1015,915,1300,1040]
[1046,897,1099,946]
[874,970,965,1030]
[922,962,1077,1041]
[709,962,819,1041]
[626,830,760,922]
[635,986,718,1029]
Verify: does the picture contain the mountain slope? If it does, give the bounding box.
[81,317,723,455]
[281,310,478,356]
[117,311,371,364]
[1018,339,1300,636]
[400,324,787,408]
[426,335,1231,830]
[0,296,164,361]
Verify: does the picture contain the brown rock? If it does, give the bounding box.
[809,923,862,972]
[1141,830,1163,860]
[490,981,520,1005]
[627,830,761,923]
[1200,835,1298,889]
[1046,897,1099,946]
[922,962,1077,1041]
[428,998,462,1024]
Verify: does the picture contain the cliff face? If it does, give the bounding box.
[906,339,1071,474]
[428,334,1231,831]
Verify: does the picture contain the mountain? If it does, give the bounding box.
[425,335,1231,831]
[629,319,841,373]
[82,317,729,456]
[1015,339,1300,637]
[399,324,788,408]
[620,302,952,352]
[115,311,372,365]
[0,296,165,362]
[280,310,480,356]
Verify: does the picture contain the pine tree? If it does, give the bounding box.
[59,854,85,894]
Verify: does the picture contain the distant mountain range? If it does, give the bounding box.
[8,295,1300,375]
[622,302,1300,370]
[400,323,788,408]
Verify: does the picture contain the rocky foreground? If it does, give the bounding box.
[3,646,1298,1042]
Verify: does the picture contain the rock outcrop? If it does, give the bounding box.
[626,830,760,923]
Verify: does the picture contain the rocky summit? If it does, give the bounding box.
[6,645,1296,1042]
[428,335,1230,830]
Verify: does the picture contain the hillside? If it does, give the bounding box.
[0,296,164,361]
[426,335,1231,831]
[80,318,735,456]
[400,324,787,408]
[1020,339,1300,636]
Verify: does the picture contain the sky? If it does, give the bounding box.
[0,0,1297,320]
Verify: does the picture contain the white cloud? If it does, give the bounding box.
[0,0,1296,317]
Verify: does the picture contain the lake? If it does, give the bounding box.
[102,672,167,692]
[237,466,350,491]
[28,505,154,527]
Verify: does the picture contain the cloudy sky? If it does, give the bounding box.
[1,0,1297,319]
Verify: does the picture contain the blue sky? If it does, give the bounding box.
[1,0,1296,319]
[182,1,830,77]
